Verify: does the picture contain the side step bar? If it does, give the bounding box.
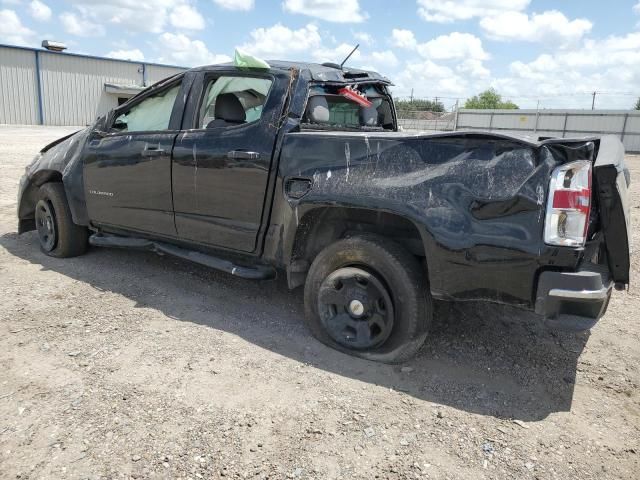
[89,233,276,280]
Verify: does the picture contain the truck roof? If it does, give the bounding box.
[192,60,392,84]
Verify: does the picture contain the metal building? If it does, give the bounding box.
[0,43,186,126]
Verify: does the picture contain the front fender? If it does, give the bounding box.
[17,127,92,229]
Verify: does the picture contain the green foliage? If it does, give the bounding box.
[635,97,640,110]
[464,88,519,109]
[395,99,445,113]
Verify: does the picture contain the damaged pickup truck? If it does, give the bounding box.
[18,61,631,363]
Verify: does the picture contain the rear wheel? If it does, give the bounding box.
[35,183,88,258]
[304,235,432,363]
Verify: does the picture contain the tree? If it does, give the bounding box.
[635,97,640,110]
[464,88,519,109]
[395,99,445,113]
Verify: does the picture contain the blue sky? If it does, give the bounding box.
[1,0,639,108]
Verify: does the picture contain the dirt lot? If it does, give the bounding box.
[0,125,638,480]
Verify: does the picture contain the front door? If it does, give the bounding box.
[172,72,287,252]
[83,77,187,237]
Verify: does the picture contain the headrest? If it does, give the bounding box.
[360,105,378,126]
[306,96,330,123]
[214,93,246,123]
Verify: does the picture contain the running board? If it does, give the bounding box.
[89,233,276,280]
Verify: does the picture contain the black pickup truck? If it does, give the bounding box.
[17,61,631,363]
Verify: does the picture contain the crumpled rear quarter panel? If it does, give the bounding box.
[278,131,584,307]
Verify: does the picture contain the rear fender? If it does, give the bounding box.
[592,135,630,285]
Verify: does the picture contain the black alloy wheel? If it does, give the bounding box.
[304,235,432,363]
[318,267,394,350]
[34,183,88,258]
[35,199,57,252]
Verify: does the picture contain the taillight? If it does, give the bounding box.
[544,160,592,247]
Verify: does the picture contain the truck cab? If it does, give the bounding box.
[17,61,631,363]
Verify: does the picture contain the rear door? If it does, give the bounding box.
[83,75,190,237]
[172,70,289,252]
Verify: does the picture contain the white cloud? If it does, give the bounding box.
[170,4,205,30]
[28,0,51,21]
[283,0,367,23]
[634,1,640,14]
[157,32,231,66]
[480,10,592,44]
[390,28,417,49]
[456,58,489,78]
[106,48,145,61]
[369,50,399,68]
[311,42,362,64]
[213,0,254,10]
[417,32,488,60]
[500,32,640,107]
[239,23,322,58]
[389,29,490,98]
[395,59,471,97]
[64,0,193,34]
[353,31,374,46]
[60,11,105,36]
[417,0,530,23]
[0,9,35,46]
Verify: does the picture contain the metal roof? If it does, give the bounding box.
[1,43,391,84]
[0,42,187,70]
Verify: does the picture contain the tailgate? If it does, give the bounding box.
[593,135,631,285]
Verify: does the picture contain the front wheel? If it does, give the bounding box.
[35,183,88,258]
[304,235,432,363]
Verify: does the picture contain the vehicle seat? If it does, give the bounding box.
[360,105,379,126]
[206,93,246,128]
[306,95,330,123]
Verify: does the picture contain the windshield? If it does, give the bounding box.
[302,83,395,131]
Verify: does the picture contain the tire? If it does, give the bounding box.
[35,182,88,258]
[304,235,432,363]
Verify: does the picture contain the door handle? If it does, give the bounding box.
[227,150,260,160]
[142,146,165,157]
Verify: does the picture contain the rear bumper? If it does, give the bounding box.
[535,268,612,331]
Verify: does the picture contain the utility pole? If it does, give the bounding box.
[453,99,459,131]
[591,91,597,110]
[410,88,414,103]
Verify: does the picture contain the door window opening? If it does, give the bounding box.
[198,76,273,129]
[112,84,181,132]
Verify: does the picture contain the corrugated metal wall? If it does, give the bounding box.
[454,109,640,153]
[147,64,184,84]
[0,44,186,126]
[0,46,39,125]
[39,52,142,126]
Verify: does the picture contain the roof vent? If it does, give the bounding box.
[41,40,67,52]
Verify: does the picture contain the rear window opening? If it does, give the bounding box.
[302,83,395,131]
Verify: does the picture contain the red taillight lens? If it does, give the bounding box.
[552,189,591,215]
[544,160,592,247]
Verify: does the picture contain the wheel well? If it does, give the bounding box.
[18,172,63,231]
[288,207,425,289]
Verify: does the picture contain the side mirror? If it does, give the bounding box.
[92,129,109,138]
[91,114,110,137]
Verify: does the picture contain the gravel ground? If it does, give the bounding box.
[0,125,638,480]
